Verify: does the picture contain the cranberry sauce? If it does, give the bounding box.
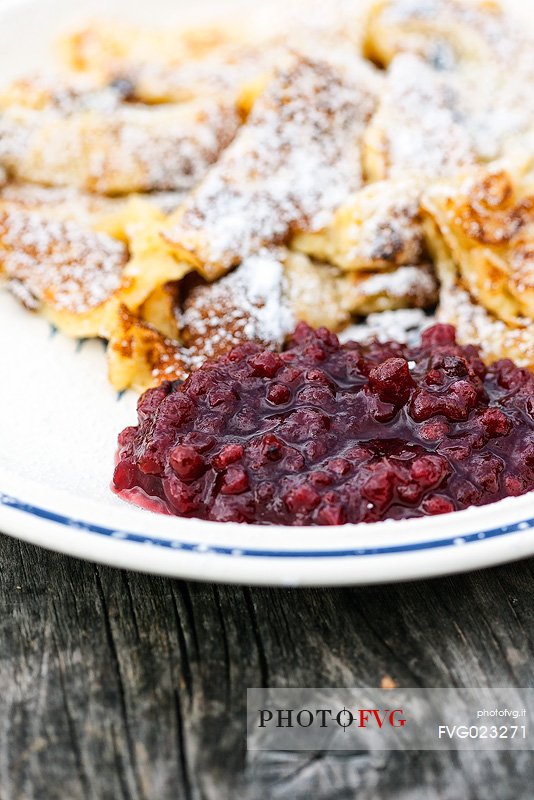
[113,323,534,525]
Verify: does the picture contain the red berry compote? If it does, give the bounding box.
[113,323,534,525]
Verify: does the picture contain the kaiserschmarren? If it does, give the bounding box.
[0,0,533,396]
[423,169,534,326]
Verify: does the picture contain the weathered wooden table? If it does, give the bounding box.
[0,532,532,799]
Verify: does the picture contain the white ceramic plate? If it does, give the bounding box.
[1,0,533,585]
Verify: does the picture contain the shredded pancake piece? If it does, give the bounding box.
[107,305,189,393]
[0,80,240,194]
[345,263,438,315]
[423,168,534,325]
[363,53,475,181]
[283,251,353,331]
[364,0,526,70]
[181,250,295,366]
[162,56,378,279]
[0,199,193,338]
[363,0,534,163]
[438,281,534,370]
[0,208,127,314]
[292,177,424,270]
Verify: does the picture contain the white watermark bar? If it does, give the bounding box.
[247,688,534,751]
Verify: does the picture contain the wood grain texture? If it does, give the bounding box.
[0,533,533,800]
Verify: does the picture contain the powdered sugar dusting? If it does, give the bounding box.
[0,182,189,220]
[0,83,240,194]
[356,264,437,302]
[0,208,127,312]
[164,56,378,276]
[181,248,295,366]
[101,100,239,193]
[369,53,475,178]
[370,1,534,163]
[242,251,295,339]
[0,182,124,224]
[381,0,525,67]
[340,308,430,345]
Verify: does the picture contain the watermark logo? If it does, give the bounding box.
[258,707,406,730]
[247,688,533,751]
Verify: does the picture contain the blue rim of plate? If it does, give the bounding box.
[1,492,533,558]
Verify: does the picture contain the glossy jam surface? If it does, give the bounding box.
[113,323,534,525]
